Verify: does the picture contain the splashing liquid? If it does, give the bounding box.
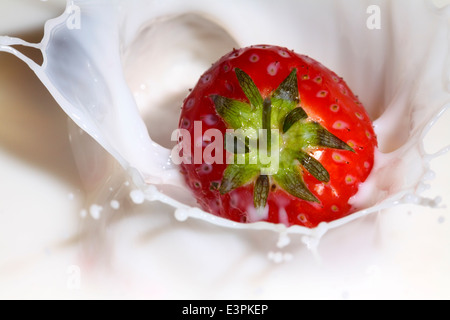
[1,0,449,251]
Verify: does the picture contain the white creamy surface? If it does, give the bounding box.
[0,0,450,299]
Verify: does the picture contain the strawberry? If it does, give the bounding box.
[176,45,377,228]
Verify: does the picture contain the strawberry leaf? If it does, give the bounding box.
[219,163,259,194]
[304,122,354,151]
[253,175,270,209]
[282,107,308,133]
[296,150,330,182]
[272,68,299,105]
[235,68,263,110]
[285,121,354,152]
[271,68,299,124]
[211,95,257,129]
[273,163,319,203]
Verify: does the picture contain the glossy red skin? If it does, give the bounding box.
[178,45,377,228]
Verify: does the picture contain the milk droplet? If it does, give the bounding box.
[80,209,87,219]
[175,208,189,222]
[267,251,293,263]
[246,204,269,222]
[278,208,289,227]
[110,200,120,210]
[423,170,436,181]
[130,189,145,204]
[277,231,291,248]
[89,204,103,220]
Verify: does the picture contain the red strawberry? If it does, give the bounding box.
[176,45,377,228]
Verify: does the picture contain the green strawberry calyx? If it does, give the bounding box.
[210,68,354,210]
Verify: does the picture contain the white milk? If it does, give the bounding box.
[1,0,448,250]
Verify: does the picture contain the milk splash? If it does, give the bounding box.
[1,0,449,250]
